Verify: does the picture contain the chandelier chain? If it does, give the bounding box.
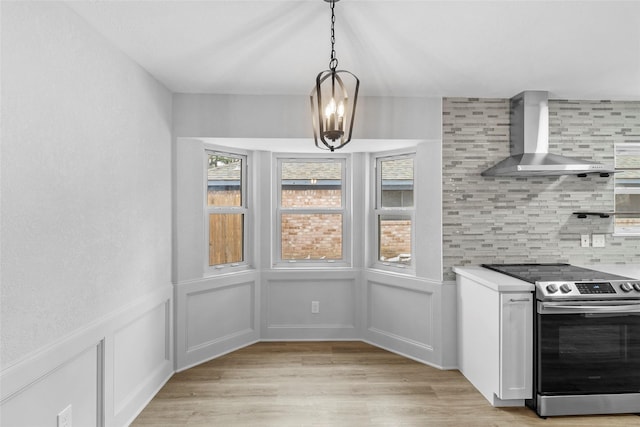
[329,0,338,70]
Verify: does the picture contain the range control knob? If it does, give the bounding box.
[620,282,634,293]
[560,284,572,293]
[546,284,558,294]
[633,283,640,292]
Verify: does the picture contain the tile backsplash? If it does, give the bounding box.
[442,97,640,281]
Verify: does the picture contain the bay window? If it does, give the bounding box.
[374,154,415,269]
[206,151,248,270]
[275,157,349,266]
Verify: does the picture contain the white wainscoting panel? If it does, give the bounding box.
[262,270,359,340]
[175,271,260,371]
[112,299,173,425]
[0,285,173,427]
[0,343,100,427]
[185,283,253,350]
[363,270,449,368]
[368,282,433,344]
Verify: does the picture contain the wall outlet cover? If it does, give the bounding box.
[580,234,590,247]
[57,404,72,427]
[592,234,606,248]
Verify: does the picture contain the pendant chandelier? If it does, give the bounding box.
[310,0,360,152]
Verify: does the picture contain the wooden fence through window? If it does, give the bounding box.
[208,190,243,266]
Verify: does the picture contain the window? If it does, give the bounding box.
[375,154,415,269]
[206,151,248,269]
[276,158,348,265]
[614,143,640,235]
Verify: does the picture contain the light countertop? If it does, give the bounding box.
[453,263,640,293]
[453,266,534,292]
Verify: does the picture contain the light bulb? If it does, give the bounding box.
[324,98,337,118]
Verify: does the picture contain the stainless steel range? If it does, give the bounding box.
[482,263,640,301]
[482,263,640,417]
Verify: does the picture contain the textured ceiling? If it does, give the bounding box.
[67,0,640,100]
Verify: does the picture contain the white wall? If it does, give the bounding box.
[0,2,451,424]
[261,270,360,341]
[173,93,442,140]
[361,140,456,368]
[174,139,261,370]
[1,1,173,425]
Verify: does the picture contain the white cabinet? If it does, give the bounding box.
[499,293,533,400]
[456,270,533,407]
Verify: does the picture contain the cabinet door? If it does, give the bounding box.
[499,292,533,400]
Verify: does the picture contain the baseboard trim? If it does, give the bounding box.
[177,339,260,373]
[361,338,450,370]
[121,369,174,427]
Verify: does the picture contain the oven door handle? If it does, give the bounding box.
[539,302,640,314]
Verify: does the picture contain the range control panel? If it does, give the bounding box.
[576,282,616,294]
[536,280,640,300]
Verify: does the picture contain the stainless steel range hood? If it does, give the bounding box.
[481,91,615,177]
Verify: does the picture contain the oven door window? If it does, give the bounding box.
[538,313,640,394]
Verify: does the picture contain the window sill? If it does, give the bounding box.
[612,232,640,238]
[271,262,352,270]
[368,264,416,277]
[204,263,254,277]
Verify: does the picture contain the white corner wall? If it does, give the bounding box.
[172,94,455,372]
[174,139,261,371]
[1,2,173,426]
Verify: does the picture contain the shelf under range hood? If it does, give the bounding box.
[573,211,640,218]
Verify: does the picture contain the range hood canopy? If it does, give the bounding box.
[481,91,615,177]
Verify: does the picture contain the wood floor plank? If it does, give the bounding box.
[131,341,640,426]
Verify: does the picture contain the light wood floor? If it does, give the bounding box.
[131,341,639,426]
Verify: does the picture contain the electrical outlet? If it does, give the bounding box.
[592,234,606,248]
[57,404,72,427]
[580,234,590,247]
[311,301,319,314]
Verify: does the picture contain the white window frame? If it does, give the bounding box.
[614,142,640,236]
[372,152,416,273]
[273,154,351,268]
[204,148,251,274]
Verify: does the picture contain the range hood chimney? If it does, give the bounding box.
[481,91,615,177]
